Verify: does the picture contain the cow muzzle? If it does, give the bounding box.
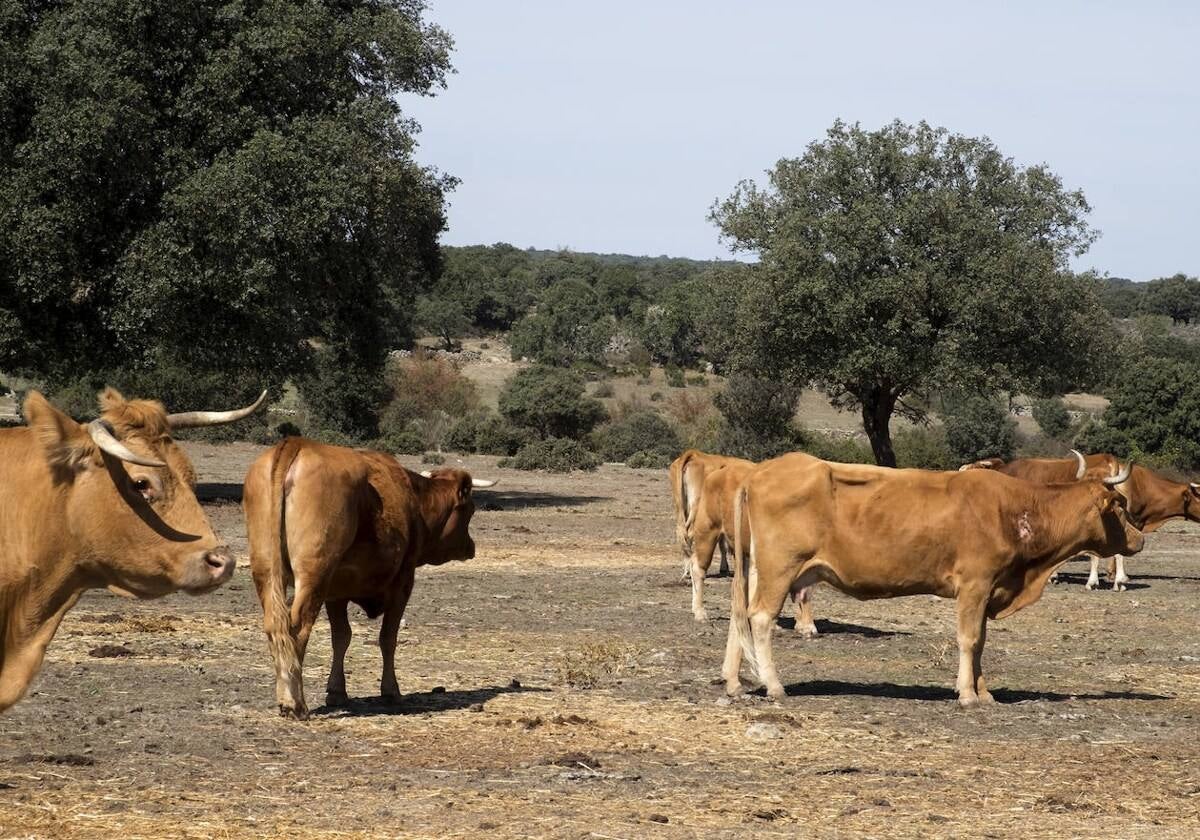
[185,547,236,592]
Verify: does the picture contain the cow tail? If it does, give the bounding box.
[731,482,761,682]
[673,452,696,564]
[264,439,304,685]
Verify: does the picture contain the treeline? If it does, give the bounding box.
[1095,274,1200,323]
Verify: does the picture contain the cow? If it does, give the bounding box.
[243,438,496,720]
[721,454,1143,706]
[960,450,1198,590]
[686,456,820,636]
[670,450,750,580]
[0,387,264,713]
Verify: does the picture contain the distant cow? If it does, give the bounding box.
[670,450,749,580]
[0,387,263,712]
[243,438,496,720]
[961,451,1198,590]
[723,455,1142,706]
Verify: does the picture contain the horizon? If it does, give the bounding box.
[404,1,1199,282]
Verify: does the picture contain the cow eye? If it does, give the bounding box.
[133,478,156,500]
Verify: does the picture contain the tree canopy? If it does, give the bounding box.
[0,0,453,404]
[711,119,1112,465]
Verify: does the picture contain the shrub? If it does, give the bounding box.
[592,381,615,398]
[686,374,708,387]
[942,394,1017,462]
[511,437,601,472]
[444,410,488,453]
[801,432,874,463]
[445,409,534,456]
[627,449,672,469]
[649,391,664,402]
[499,365,607,439]
[373,427,426,455]
[297,347,388,442]
[591,410,682,462]
[379,352,480,450]
[892,425,956,470]
[665,365,686,388]
[714,374,803,460]
[1032,397,1071,439]
[421,451,445,465]
[664,391,723,451]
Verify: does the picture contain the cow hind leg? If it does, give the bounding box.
[689,530,720,622]
[791,585,819,638]
[717,538,730,577]
[748,573,794,702]
[275,580,325,720]
[1086,554,1101,590]
[324,599,352,707]
[955,585,992,708]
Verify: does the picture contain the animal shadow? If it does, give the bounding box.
[1051,571,1150,591]
[779,679,1169,704]
[775,617,909,638]
[476,490,609,511]
[311,683,548,718]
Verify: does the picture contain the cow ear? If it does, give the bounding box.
[23,391,96,473]
[98,386,127,413]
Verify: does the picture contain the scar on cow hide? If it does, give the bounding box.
[1016,511,1034,542]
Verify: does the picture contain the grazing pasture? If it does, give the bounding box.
[2,444,1199,838]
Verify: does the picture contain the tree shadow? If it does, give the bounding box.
[196,482,244,502]
[1051,572,1150,591]
[777,679,1169,703]
[477,490,609,511]
[775,616,910,638]
[310,683,549,718]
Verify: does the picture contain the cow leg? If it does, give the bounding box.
[324,599,352,707]
[791,585,818,638]
[276,580,325,720]
[689,528,720,622]
[1086,554,1101,590]
[721,617,745,696]
[1108,554,1125,591]
[749,574,793,702]
[717,538,730,577]
[379,564,416,703]
[955,587,992,707]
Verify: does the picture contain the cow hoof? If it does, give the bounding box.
[693,610,710,623]
[765,687,786,703]
[958,696,979,709]
[325,690,349,707]
[279,704,309,721]
[1085,580,1099,591]
[724,678,745,697]
[381,691,403,706]
[1113,580,1128,592]
[977,689,995,705]
[796,625,819,639]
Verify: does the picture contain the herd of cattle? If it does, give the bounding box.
[0,387,1197,721]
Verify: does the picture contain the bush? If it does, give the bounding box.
[686,374,708,387]
[379,352,480,451]
[297,347,388,442]
[499,365,607,439]
[626,449,672,469]
[511,437,601,472]
[665,365,686,388]
[421,451,445,465]
[590,410,682,462]
[892,425,956,470]
[374,427,425,455]
[1032,397,1071,439]
[714,374,803,460]
[665,391,723,451]
[942,394,1017,462]
[445,409,534,456]
[801,432,874,463]
[649,391,664,402]
[592,381,615,398]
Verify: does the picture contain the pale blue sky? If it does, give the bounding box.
[403,1,1198,279]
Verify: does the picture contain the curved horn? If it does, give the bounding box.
[1102,460,1133,486]
[87,420,166,468]
[166,390,268,430]
[471,478,498,488]
[419,470,433,478]
[1191,482,1200,491]
[1069,449,1087,480]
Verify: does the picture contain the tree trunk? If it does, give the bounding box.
[860,387,898,467]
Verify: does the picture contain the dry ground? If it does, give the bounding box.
[2,443,1199,839]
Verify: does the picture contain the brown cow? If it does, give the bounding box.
[687,457,820,635]
[722,455,1142,706]
[670,450,749,581]
[0,387,263,712]
[243,438,496,720]
[961,451,1200,590]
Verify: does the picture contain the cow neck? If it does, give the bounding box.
[1124,468,1189,530]
[1012,482,1102,567]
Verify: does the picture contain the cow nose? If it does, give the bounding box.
[204,548,236,581]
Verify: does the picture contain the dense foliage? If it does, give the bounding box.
[711,119,1111,466]
[942,395,1018,463]
[498,365,607,439]
[0,0,453,419]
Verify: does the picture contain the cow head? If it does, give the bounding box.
[417,469,497,565]
[1088,463,1145,557]
[22,387,265,598]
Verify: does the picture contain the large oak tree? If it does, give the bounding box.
[710,119,1111,465]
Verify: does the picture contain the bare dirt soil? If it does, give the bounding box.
[2,443,1199,839]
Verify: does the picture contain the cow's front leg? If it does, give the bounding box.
[955,585,992,707]
[1111,555,1129,591]
[792,586,818,638]
[1086,554,1101,590]
[749,573,793,701]
[324,599,352,707]
[379,564,416,703]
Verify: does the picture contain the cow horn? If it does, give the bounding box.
[1191,482,1200,490]
[87,420,166,468]
[420,470,433,478]
[1102,460,1132,486]
[165,390,268,429]
[471,478,498,488]
[1070,449,1086,480]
